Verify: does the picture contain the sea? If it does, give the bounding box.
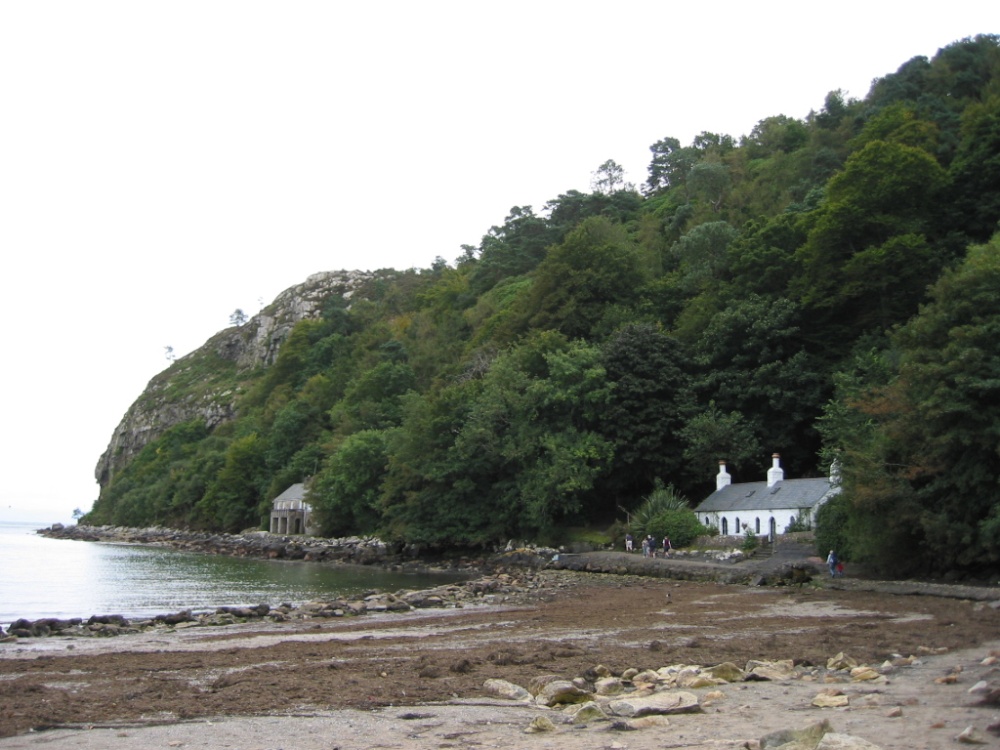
[0,520,466,628]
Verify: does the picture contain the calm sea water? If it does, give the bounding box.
[0,521,465,628]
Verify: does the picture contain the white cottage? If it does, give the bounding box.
[693,454,839,541]
[269,483,316,536]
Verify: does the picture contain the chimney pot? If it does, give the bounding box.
[767,453,784,487]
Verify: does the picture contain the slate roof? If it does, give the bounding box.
[272,483,307,504]
[694,478,834,513]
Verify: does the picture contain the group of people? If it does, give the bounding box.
[625,533,671,558]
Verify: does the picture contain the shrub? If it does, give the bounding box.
[605,519,629,550]
[640,508,710,548]
[815,494,852,561]
[785,515,812,533]
[631,481,689,528]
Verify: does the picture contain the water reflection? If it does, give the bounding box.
[0,522,466,624]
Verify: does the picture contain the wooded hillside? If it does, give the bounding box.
[86,36,1000,579]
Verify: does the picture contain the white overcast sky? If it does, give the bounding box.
[1,1,994,524]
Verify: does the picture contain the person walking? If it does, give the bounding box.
[827,550,838,578]
[625,533,634,552]
[641,536,649,558]
[663,536,672,558]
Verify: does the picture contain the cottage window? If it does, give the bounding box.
[755,518,760,533]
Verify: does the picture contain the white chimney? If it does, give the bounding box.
[767,453,784,487]
[716,461,732,491]
[829,457,841,486]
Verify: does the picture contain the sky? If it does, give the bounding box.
[1,1,994,525]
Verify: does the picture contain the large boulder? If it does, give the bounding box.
[608,690,702,717]
[534,680,593,707]
[482,679,531,702]
[704,661,746,682]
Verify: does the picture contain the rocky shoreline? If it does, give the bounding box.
[36,523,504,570]
[36,523,760,575]
[0,568,559,641]
[5,522,778,642]
[14,524,998,645]
[7,521,569,641]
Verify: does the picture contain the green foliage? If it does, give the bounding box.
[629,481,690,529]
[605,519,629,550]
[784,515,812,533]
[794,139,950,341]
[948,96,1000,243]
[196,433,267,532]
[640,509,709,549]
[679,405,762,490]
[819,235,1000,577]
[311,430,388,537]
[86,420,212,526]
[591,159,628,194]
[686,294,825,472]
[646,136,699,193]
[469,206,555,294]
[330,360,416,434]
[814,494,853,563]
[519,216,645,338]
[888,236,1000,573]
[380,385,502,547]
[452,334,615,535]
[741,528,759,552]
[90,37,1000,577]
[670,221,738,295]
[597,324,693,501]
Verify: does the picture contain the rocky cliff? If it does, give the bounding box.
[94,270,385,488]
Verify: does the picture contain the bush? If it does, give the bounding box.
[742,528,759,552]
[605,519,629,550]
[640,509,710,549]
[561,527,612,551]
[785,515,812,533]
[632,481,689,523]
[815,494,851,561]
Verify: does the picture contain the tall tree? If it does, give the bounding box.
[794,139,950,345]
[646,136,699,193]
[520,216,644,338]
[591,159,628,194]
[469,206,555,294]
[312,429,388,536]
[597,324,693,503]
[690,294,826,473]
[451,334,614,536]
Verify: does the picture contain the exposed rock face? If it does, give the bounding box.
[94,270,384,487]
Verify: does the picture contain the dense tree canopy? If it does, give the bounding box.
[86,37,1000,577]
[819,236,1000,576]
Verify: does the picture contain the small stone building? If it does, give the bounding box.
[693,454,840,541]
[269,483,315,535]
